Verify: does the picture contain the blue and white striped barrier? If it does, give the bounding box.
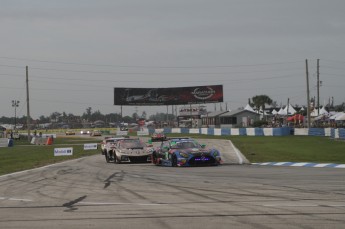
[252,162,345,168]
[147,127,344,138]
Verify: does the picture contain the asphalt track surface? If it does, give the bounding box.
[0,139,344,229]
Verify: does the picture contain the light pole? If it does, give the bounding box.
[12,100,20,130]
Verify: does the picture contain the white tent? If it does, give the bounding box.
[311,106,329,117]
[283,104,296,115]
[271,109,278,115]
[335,112,345,121]
[244,104,255,112]
[329,112,345,120]
[320,106,329,115]
[278,107,286,115]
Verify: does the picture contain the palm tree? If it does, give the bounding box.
[251,95,273,117]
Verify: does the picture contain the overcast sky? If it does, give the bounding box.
[1,0,345,120]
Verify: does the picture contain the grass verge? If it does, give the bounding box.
[166,134,345,164]
[0,137,100,176]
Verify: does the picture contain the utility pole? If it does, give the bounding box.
[305,60,311,128]
[317,59,320,116]
[26,66,31,142]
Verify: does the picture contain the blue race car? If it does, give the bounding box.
[152,138,222,167]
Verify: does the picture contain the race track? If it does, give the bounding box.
[0,139,344,229]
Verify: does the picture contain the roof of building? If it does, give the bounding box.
[201,111,229,118]
[219,109,260,117]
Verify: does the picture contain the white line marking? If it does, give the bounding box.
[79,201,161,206]
[8,198,33,202]
[228,140,243,164]
[263,204,318,207]
[0,196,33,202]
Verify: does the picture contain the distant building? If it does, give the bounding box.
[218,109,260,128]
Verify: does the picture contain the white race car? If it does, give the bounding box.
[113,138,153,163]
[101,136,128,163]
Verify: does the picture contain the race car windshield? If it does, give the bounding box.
[172,141,199,149]
[121,141,145,149]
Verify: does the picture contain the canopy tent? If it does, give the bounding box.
[329,112,345,120]
[313,114,330,121]
[287,114,304,122]
[277,107,286,115]
[244,104,255,112]
[311,106,329,117]
[335,113,345,121]
[271,109,278,115]
[283,104,296,115]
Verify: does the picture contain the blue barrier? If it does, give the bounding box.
[272,127,291,136]
[308,128,325,136]
[207,128,214,135]
[221,128,231,136]
[180,128,189,134]
[8,139,14,147]
[163,128,172,134]
[254,128,264,136]
[339,128,345,139]
[142,127,336,137]
[239,128,247,136]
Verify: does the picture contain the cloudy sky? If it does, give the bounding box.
[1,0,345,119]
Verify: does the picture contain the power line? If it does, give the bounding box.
[0,56,303,69]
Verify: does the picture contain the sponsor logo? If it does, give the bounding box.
[54,147,73,156]
[84,143,98,150]
[191,87,216,100]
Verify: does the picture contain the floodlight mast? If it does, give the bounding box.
[12,100,19,130]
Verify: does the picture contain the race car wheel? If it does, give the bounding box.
[172,154,178,167]
[105,153,110,163]
[114,152,121,164]
[152,152,159,165]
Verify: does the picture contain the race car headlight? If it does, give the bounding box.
[179,152,189,158]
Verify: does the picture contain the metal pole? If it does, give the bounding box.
[305,60,311,128]
[12,100,19,130]
[26,66,31,142]
[317,59,320,116]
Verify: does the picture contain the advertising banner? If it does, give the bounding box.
[54,147,73,156]
[83,143,98,150]
[114,85,223,106]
